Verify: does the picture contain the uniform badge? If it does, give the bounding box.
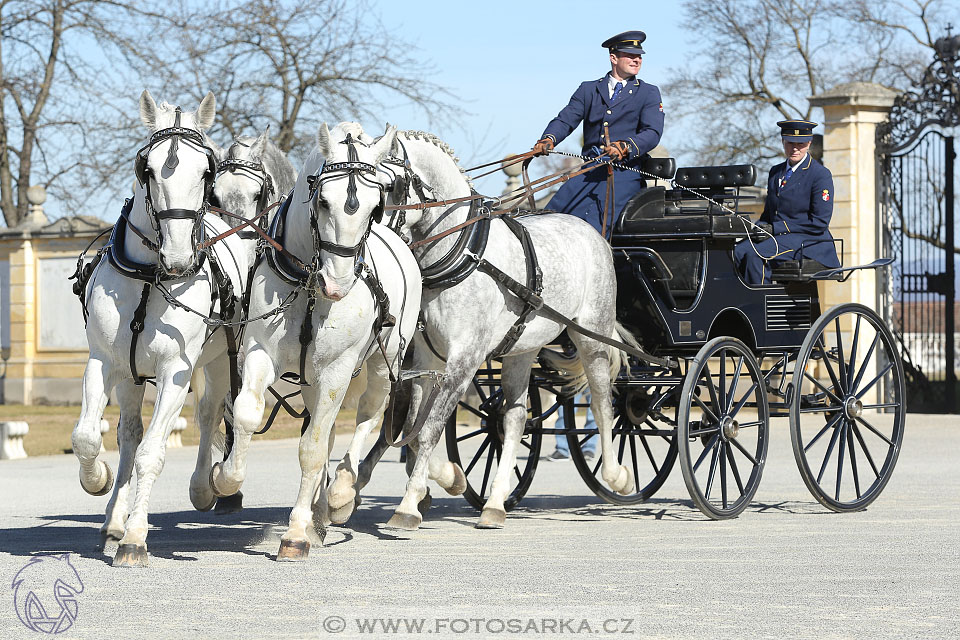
[822,189,830,201]
[658,102,664,113]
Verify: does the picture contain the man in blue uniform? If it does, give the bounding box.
[734,119,841,285]
[533,30,664,237]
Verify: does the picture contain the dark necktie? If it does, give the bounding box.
[779,166,794,191]
[612,81,624,102]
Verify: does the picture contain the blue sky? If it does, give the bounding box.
[366,1,698,193]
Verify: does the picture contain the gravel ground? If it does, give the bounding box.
[0,414,957,639]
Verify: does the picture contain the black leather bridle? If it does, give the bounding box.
[133,107,217,271]
[213,156,274,240]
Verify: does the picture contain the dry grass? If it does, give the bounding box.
[0,403,359,458]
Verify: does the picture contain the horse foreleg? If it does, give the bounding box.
[478,352,538,529]
[277,372,351,562]
[328,364,390,524]
[190,361,229,512]
[211,347,277,497]
[114,370,192,568]
[72,356,115,496]
[386,358,481,531]
[101,379,145,547]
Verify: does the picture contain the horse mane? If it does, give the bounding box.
[398,130,473,188]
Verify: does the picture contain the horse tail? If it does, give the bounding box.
[537,321,634,396]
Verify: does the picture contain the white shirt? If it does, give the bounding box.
[607,74,634,99]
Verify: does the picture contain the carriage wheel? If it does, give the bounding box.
[790,304,905,512]
[444,368,543,511]
[678,337,769,519]
[567,385,678,504]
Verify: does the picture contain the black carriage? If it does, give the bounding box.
[446,159,906,519]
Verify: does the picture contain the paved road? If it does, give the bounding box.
[0,415,957,639]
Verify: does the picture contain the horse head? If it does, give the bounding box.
[310,122,397,300]
[212,128,273,223]
[137,89,217,277]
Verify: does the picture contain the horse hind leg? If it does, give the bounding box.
[573,334,635,495]
[100,379,145,549]
[72,357,115,497]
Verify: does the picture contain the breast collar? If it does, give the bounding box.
[264,196,309,286]
[108,198,208,282]
[419,196,490,290]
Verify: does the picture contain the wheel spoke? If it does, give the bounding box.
[703,362,721,412]
[689,423,721,437]
[854,362,895,399]
[472,378,488,403]
[817,336,846,398]
[802,371,844,405]
[519,438,532,450]
[480,442,495,498]
[639,430,661,473]
[514,465,523,483]
[850,421,882,478]
[849,333,880,393]
[719,352,727,412]
[720,442,728,509]
[628,434,641,494]
[456,428,486,443]
[616,428,628,464]
[465,436,491,475]
[803,411,844,453]
[847,419,862,499]
[735,420,764,429]
[799,404,844,414]
[692,434,719,472]
[692,392,720,424]
[730,380,760,417]
[835,317,848,392]
[704,440,722,501]
[835,420,847,501]
[854,415,896,447]
[847,314,862,388]
[729,436,759,466]
[860,403,901,410]
[816,418,844,484]
[726,355,744,414]
[725,444,745,494]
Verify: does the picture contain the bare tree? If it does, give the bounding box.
[150,0,461,161]
[666,0,958,167]
[0,0,171,226]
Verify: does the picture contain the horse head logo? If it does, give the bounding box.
[11,554,84,634]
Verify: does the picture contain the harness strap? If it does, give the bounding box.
[382,378,443,448]
[298,292,318,387]
[467,255,674,369]
[129,283,151,385]
[490,217,543,358]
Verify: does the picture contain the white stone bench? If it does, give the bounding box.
[0,421,29,460]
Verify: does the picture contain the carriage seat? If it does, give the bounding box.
[674,164,758,190]
[771,259,844,282]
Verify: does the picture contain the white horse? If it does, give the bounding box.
[364,130,636,530]
[209,122,421,561]
[71,91,248,567]
[210,128,297,267]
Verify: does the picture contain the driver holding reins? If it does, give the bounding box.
[533,30,664,237]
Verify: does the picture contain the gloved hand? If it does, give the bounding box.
[603,140,630,161]
[533,137,554,156]
[751,221,774,239]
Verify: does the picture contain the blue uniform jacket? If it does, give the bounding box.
[758,154,840,268]
[540,76,664,235]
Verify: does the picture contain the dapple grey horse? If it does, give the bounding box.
[359,130,636,530]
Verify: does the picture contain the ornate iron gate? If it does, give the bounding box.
[878,35,959,413]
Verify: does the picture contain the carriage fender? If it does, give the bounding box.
[708,307,757,350]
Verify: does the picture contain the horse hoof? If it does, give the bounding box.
[445,464,467,496]
[385,512,421,531]
[476,507,506,529]
[329,502,355,525]
[190,488,217,512]
[113,544,148,568]
[417,489,432,517]
[276,539,310,562]
[81,461,114,496]
[208,463,231,498]
[214,492,244,515]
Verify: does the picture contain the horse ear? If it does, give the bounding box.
[196,92,216,130]
[139,90,158,129]
[251,129,268,158]
[317,123,332,157]
[374,124,398,163]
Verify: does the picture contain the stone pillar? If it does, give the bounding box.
[4,232,37,404]
[808,82,898,311]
